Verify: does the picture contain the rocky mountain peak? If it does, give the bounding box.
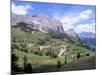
[66,28,79,38]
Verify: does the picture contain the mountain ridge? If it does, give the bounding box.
[11,13,81,40]
[11,13,64,33]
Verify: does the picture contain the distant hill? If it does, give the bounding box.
[81,37,96,47]
[79,32,95,38]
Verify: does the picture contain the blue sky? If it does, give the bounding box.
[12,1,96,38]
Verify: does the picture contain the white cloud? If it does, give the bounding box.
[75,22,95,34]
[61,9,92,26]
[59,9,94,34]
[78,9,92,20]
[12,2,33,15]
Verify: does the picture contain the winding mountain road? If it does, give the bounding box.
[58,48,67,57]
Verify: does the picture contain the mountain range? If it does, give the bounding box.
[79,32,96,47]
[12,13,80,38]
[11,13,95,47]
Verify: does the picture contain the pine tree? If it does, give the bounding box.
[77,52,80,59]
[57,60,61,69]
[23,55,28,72]
[26,63,32,73]
[64,55,67,64]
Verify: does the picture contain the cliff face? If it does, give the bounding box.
[11,13,64,33]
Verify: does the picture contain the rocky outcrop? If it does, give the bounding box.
[66,28,80,38]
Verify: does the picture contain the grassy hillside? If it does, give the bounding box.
[11,27,95,74]
[59,55,96,71]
